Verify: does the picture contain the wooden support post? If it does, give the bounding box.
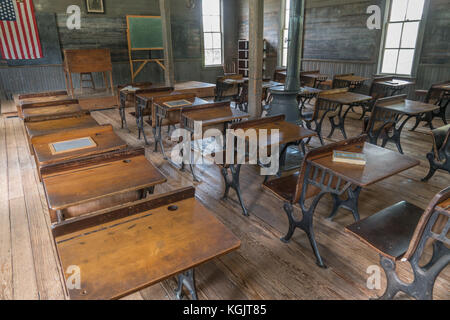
[248,0,264,119]
[160,0,175,87]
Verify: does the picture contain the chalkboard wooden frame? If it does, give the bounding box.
[126,15,166,82]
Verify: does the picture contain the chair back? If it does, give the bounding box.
[135,86,175,116]
[430,124,450,161]
[332,73,354,89]
[215,74,243,101]
[365,94,406,137]
[426,80,450,105]
[223,61,237,75]
[402,187,450,261]
[273,67,287,83]
[151,93,197,128]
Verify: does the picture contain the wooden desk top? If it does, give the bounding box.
[156,97,209,112]
[376,79,415,88]
[321,92,372,105]
[175,81,215,90]
[380,99,440,115]
[78,96,118,111]
[23,104,86,122]
[231,118,317,148]
[54,187,240,300]
[43,154,166,211]
[184,107,249,127]
[33,125,127,167]
[15,94,70,107]
[174,81,216,98]
[311,142,419,187]
[25,115,99,140]
[337,75,369,83]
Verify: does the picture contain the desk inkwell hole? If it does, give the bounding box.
[168,205,178,212]
[123,160,131,164]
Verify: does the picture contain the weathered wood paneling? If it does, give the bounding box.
[419,0,450,65]
[303,0,384,62]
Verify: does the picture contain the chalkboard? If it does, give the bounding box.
[5,12,62,66]
[127,16,163,49]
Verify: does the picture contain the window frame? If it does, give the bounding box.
[201,0,224,68]
[377,0,430,77]
[278,0,290,67]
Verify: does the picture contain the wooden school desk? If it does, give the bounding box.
[52,187,240,300]
[41,148,166,224]
[222,115,317,216]
[263,135,419,268]
[22,103,88,122]
[320,91,372,139]
[374,97,440,154]
[24,115,99,154]
[14,90,69,118]
[63,49,114,97]
[152,95,210,157]
[32,125,127,177]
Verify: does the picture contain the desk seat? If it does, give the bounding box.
[346,201,424,260]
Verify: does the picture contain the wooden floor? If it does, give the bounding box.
[0,98,448,300]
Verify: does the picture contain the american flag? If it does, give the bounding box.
[0,0,42,60]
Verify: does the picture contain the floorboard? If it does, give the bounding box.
[0,100,448,300]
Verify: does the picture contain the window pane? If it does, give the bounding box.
[390,0,408,22]
[396,49,414,74]
[212,49,222,65]
[204,33,213,49]
[385,23,403,48]
[202,0,220,15]
[203,15,213,32]
[210,16,221,32]
[282,50,288,67]
[401,21,419,48]
[382,49,399,73]
[283,29,289,49]
[205,49,214,65]
[406,0,425,20]
[212,32,221,49]
[285,9,290,27]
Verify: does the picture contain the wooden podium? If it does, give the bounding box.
[63,49,114,97]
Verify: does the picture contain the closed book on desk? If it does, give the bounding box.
[332,150,366,165]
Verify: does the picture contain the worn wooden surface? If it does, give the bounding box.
[56,194,241,300]
[311,143,420,187]
[174,81,216,98]
[0,99,448,299]
[33,125,127,168]
[43,154,166,212]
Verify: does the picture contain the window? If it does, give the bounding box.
[202,0,222,66]
[380,0,426,75]
[281,0,291,67]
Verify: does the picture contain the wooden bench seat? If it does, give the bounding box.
[345,187,450,300]
[346,201,424,260]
